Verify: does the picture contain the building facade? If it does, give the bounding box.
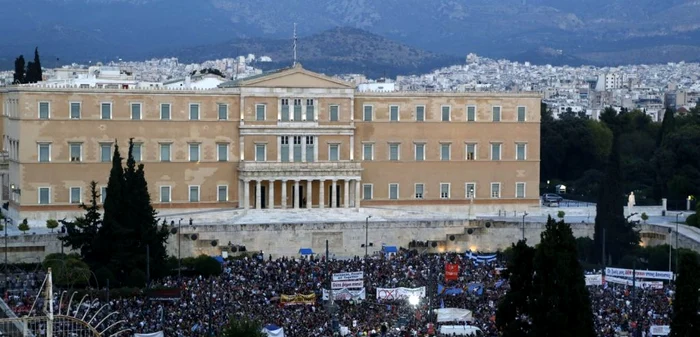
[0,64,541,221]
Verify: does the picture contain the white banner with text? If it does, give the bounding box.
[322,288,366,301]
[585,274,603,286]
[332,272,364,282]
[331,280,364,289]
[605,276,664,289]
[605,267,674,281]
[376,287,426,300]
[649,325,670,336]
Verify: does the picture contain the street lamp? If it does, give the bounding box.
[667,228,673,272]
[364,215,372,258]
[521,212,528,241]
[675,213,683,274]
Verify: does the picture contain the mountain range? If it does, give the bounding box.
[2,0,700,74]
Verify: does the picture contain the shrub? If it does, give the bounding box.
[557,211,566,219]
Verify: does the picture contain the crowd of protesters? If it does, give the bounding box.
[1,250,673,337]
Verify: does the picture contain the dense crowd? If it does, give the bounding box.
[1,251,674,337]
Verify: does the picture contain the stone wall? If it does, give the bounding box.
[6,219,700,262]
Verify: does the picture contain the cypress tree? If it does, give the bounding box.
[32,47,42,82]
[13,55,25,84]
[101,141,132,283]
[496,239,535,337]
[670,252,700,337]
[531,217,596,337]
[59,181,102,266]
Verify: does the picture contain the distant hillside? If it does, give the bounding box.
[162,27,463,78]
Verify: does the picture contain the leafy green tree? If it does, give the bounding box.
[496,240,535,337]
[42,253,92,288]
[13,55,25,84]
[669,252,700,337]
[59,181,103,268]
[18,218,29,234]
[641,212,648,223]
[193,255,223,277]
[530,217,596,337]
[220,318,265,337]
[46,219,59,232]
[594,108,639,265]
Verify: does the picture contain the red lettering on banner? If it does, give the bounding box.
[445,263,459,281]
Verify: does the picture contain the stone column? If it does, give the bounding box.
[255,180,262,210]
[355,179,361,209]
[243,179,251,209]
[306,180,312,209]
[281,180,288,209]
[331,179,337,208]
[319,180,326,209]
[268,180,275,209]
[294,180,300,209]
[343,180,350,208]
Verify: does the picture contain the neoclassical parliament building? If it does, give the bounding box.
[0,64,541,221]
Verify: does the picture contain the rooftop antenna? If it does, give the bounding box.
[293,23,298,67]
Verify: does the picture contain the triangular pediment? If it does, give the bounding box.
[224,64,354,89]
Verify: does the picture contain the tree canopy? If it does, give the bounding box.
[669,252,700,337]
[60,139,169,287]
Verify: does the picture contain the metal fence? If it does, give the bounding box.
[0,314,102,337]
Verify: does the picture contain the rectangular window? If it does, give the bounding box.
[38,187,50,205]
[466,183,476,199]
[256,104,266,121]
[218,104,228,120]
[389,183,399,200]
[363,105,373,121]
[70,102,81,119]
[516,182,526,198]
[69,142,82,162]
[70,187,81,204]
[491,183,501,198]
[440,143,451,161]
[160,186,171,203]
[39,102,50,119]
[363,184,373,200]
[189,186,200,202]
[281,99,290,121]
[131,103,142,120]
[491,143,501,161]
[293,136,302,162]
[440,183,450,199]
[390,105,399,121]
[414,143,425,161]
[281,136,290,162]
[132,142,142,162]
[255,144,266,162]
[329,105,339,121]
[305,99,314,121]
[38,143,51,162]
[467,105,476,122]
[189,104,200,120]
[217,185,228,202]
[516,143,527,161]
[492,106,501,122]
[363,143,374,161]
[466,143,477,161]
[160,104,171,120]
[415,183,424,199]
[517,106,526,122]
[100,186,107,204]
[101,103,112,120]
[293,99,302,121]
[389,143,400,161]
[159,143,171,162]
[100,143,112,162]
[416,106,425,122]
[441,106,451,122]
[188,143,200,162]
[329,144,340,161]
[305,136,314,162]
[217,143,229,162]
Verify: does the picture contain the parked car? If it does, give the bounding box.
[542,193,563,206]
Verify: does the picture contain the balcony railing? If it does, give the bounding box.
[238,161,361,173]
